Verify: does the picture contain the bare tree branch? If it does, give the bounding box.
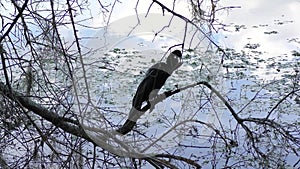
[0,81,92,142]
[0,0,29,43]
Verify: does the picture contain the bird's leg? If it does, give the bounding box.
[116,107,148,135]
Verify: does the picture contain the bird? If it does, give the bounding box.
[116,50,182,135]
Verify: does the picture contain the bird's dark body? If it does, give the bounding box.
[132,63,170,110]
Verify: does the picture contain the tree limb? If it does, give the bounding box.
[118,81,244,135]
[0,81,92,142]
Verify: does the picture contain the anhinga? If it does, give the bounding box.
[117,50,182,135]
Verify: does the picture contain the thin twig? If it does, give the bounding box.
[265,89,298,120]
[152,0,229,58]
[0,0,30,43]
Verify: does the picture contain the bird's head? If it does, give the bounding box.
[166,50,182,68]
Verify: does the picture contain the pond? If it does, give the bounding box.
[73,13,299,168]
